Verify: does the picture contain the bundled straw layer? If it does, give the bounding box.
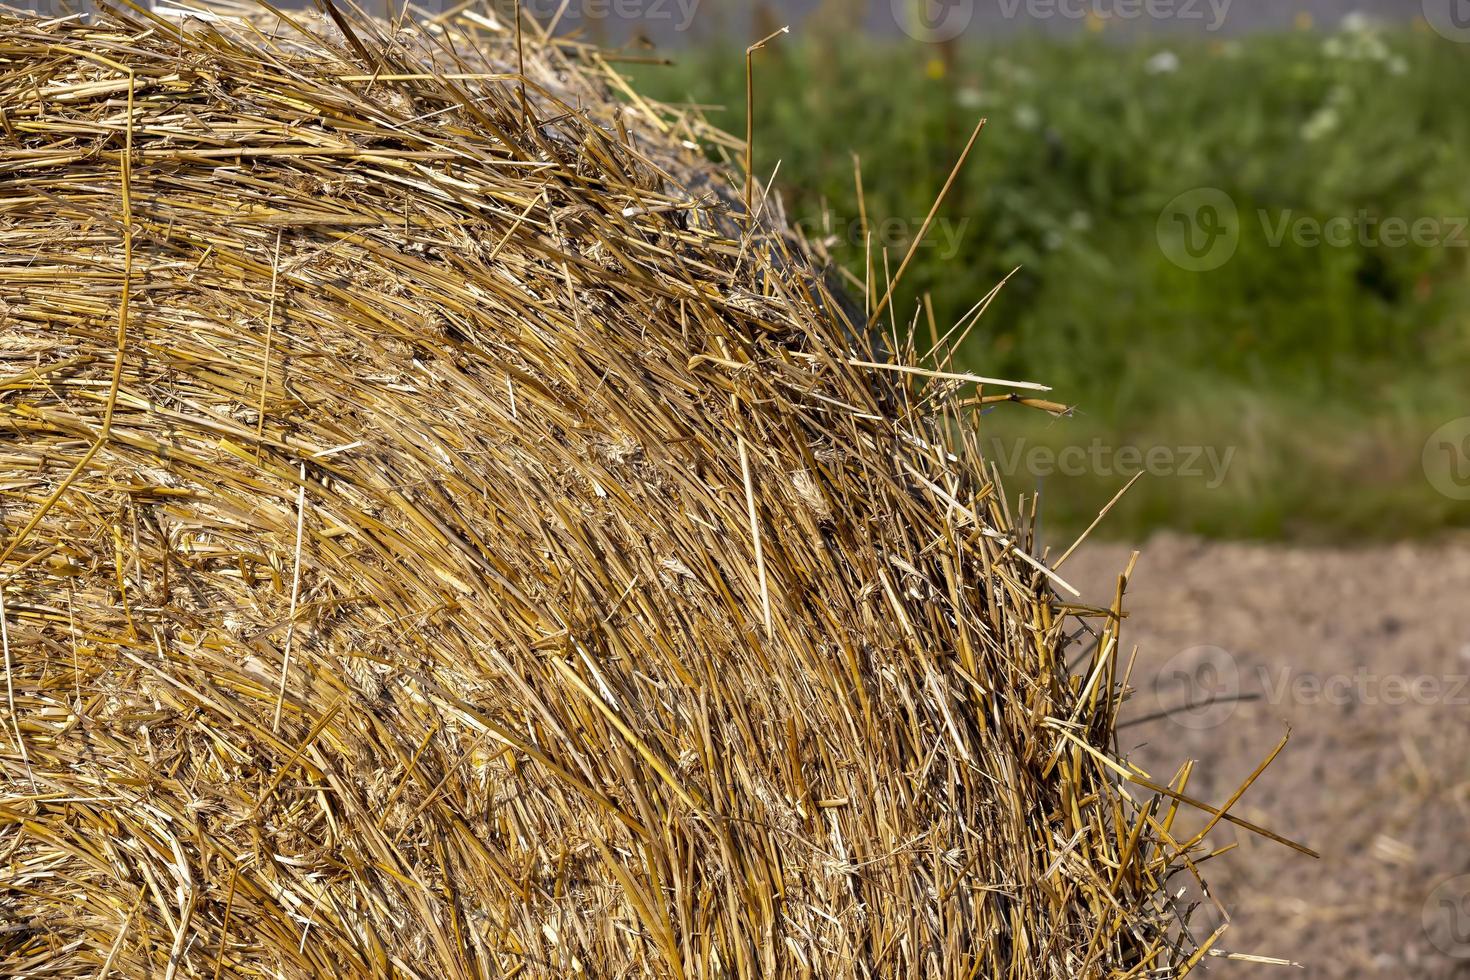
[0,4,1295,976]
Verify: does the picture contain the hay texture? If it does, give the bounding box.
[0,4,1295,976]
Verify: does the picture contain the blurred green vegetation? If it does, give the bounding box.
[626,20,1470,540]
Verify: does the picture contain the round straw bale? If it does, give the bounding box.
[0,4,1255,976]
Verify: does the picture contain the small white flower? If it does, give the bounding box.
[1014,104,1040,131]
[1324,23,1389,62]
[1145,50,1180,75]
[995,58,1036,87]
[1302,106,1341,142]
[956,87,986,110]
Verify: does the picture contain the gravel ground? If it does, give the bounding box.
[1064,534,1470,978]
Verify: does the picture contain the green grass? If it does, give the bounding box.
[626,22,1470,540]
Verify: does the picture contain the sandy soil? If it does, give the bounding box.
[1063,535,1470,978]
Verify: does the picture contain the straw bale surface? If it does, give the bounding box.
[0,5,1241,976]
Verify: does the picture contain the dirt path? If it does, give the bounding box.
[1063,535,1470,978]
